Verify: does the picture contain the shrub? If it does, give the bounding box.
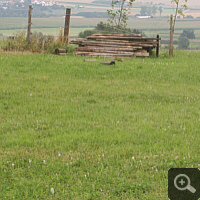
[78,22,146,38]
[185,15,194,19]
[78,30,97,38]
[4,32,28,51]
[183,30,195,39]
[3,30,72,53]
[178,33,189,49]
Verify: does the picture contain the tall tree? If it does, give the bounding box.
[158,6,163,16]
[172,0,188,30]
[140,6,148,16]
[107,0,135,31]
[178,33,189,49]
[152,5,157,16]
[169,0,188,56]
[140,6,157,16]
[183,29,195,39]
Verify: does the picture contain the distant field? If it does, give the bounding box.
[0,17,101,30]
[58,0,200,8]
[133,0,200,8]
[0,17,199,49]
[1,17,199,32]
[57,0,200,17]
[0,28,93,38]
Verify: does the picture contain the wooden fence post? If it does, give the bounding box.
[156,34,159,57]
[27,5,32,44]
[169,14,173,56]
[64,8,71,44]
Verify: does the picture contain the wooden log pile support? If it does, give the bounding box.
[55,48,67,55]
[70,34,160,58]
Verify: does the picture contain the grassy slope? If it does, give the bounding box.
[0,51,200,199]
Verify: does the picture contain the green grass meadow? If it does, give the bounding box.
[0,51,200,199]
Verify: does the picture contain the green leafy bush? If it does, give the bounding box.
[178,33,190,49]
[78,21,146,38]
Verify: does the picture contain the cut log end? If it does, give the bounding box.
[55,48,67,55]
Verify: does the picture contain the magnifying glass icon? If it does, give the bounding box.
[174,174,196,193]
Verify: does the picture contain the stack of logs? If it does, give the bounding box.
[70,34,160,57]
[55,48,67,55]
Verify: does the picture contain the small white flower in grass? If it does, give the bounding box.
[58,153,61,157]
[198,164,200,167]
[132,156,135,160]
[46,185,49,188]
[30,94,32,97]
[51,187,54,195]
[43,160,46,164]
[71,157,73,160]
[12,163,14,166]
[29,159,32,163]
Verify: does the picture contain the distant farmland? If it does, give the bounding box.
[0,17,199,49]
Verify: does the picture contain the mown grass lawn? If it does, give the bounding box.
[0,51,200,199]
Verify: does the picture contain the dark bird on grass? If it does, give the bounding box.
[100,61,115,65]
